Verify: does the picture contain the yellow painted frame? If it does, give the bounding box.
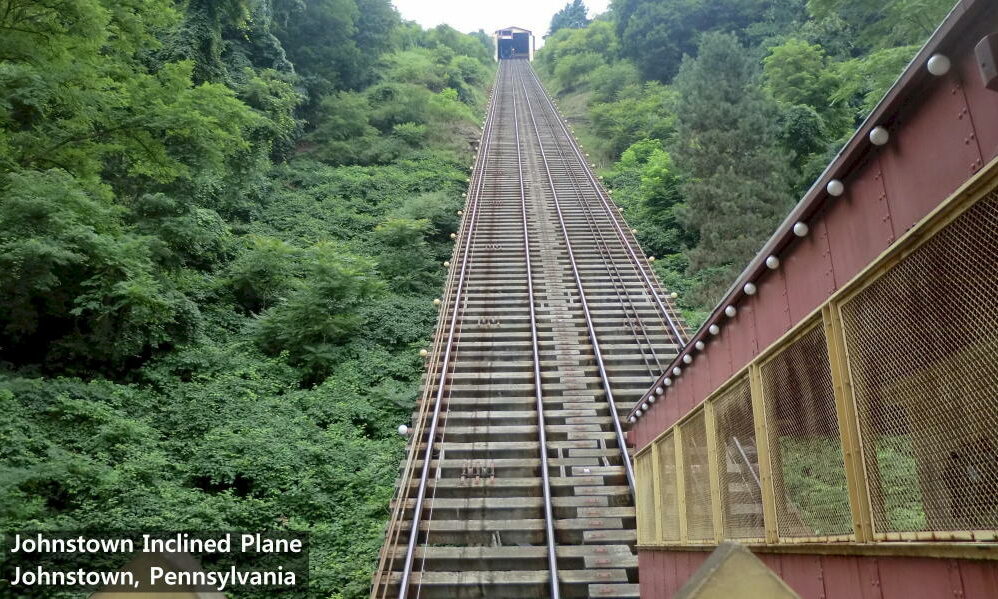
[628,154,998,555]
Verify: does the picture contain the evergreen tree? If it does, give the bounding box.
[549,0,591,36]
[671,32,794,304]
[612,0,780,82]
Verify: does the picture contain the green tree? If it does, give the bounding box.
[589,82,675,157]
[764,39,839,111]
[253,246,382,378]
[226,236,303,313]
[0,170,197,368]
[806,0,954,49]
[671,32,794,304]
[0,2,491,597]
[832,45,922,121]
[605,140,689,260]
[550,0,591,35]
[372,218,438,293]
[272,0,400,113]
[536,20,619,84]
[612,0,775,81]
[763,39,850,187]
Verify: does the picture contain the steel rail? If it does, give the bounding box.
[513,61,636,493]
[510,61,562,599]
[531,94,665,377]
[372,68,502,599]
[522,66,688,349]
[394,61,504,599]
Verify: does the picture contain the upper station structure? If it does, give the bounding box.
[494,26,534,61]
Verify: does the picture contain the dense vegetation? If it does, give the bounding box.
[0,1,492,597]
[539,0,955,319]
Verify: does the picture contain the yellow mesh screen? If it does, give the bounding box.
[635,451,657,544]
[656,432,681,541]
[839,193,998,537]
[712,378,765,539]
[761,323,853,538]
[680,411,715,541]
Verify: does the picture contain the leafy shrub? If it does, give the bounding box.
[253,246,382,378]
[0,169,197,368]
[226,236,303,313]
[371,218,437,293]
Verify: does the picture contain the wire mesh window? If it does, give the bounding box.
[656,432,681,541]
[839,192,998,537]
[712,378,765,539]
[680,411,715,541]
[761,323,853,539]
[635,451,657,544]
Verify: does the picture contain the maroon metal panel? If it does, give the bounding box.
[759,552,784,577]
[632,421,645,450]
[653,550,677,598]
[744,301,761,358]
[824,157,895,287]
[634,418,651,450]
[782,220,836,324]
[638,551,655,599]
[752,267,791,351]
[877,557,958,599]
[666,551,686,597]
[649,393,666,441]
[721,305,757,376]
[959,27,998,163]
[674,373,696,417]
[641,551,998,599]
[681,551,707,587]
[674,552,691,593]
[664,391,681,433]
[949,559,968,597]
[688,358,712,408]
[661,552,671,597]
[857,558,884,599]
[958,560,998,598]
[705,334,734,391]
[879,72,982,236]
[779,554,826,599]
[821,556,870,599]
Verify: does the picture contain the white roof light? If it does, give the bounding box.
[927,54,951,76]
[826,179,845,197]
[870,126,890,146]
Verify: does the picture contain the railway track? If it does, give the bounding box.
[371,58,686,599]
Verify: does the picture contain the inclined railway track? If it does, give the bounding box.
[371,59,686,599]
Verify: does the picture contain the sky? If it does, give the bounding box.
[391,0,611,48]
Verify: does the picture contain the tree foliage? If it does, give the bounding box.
[612,0,786,81]
[672,32,794,303]
[0,1,493,596]
[538,0,947,314]
[550,0,591,35]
